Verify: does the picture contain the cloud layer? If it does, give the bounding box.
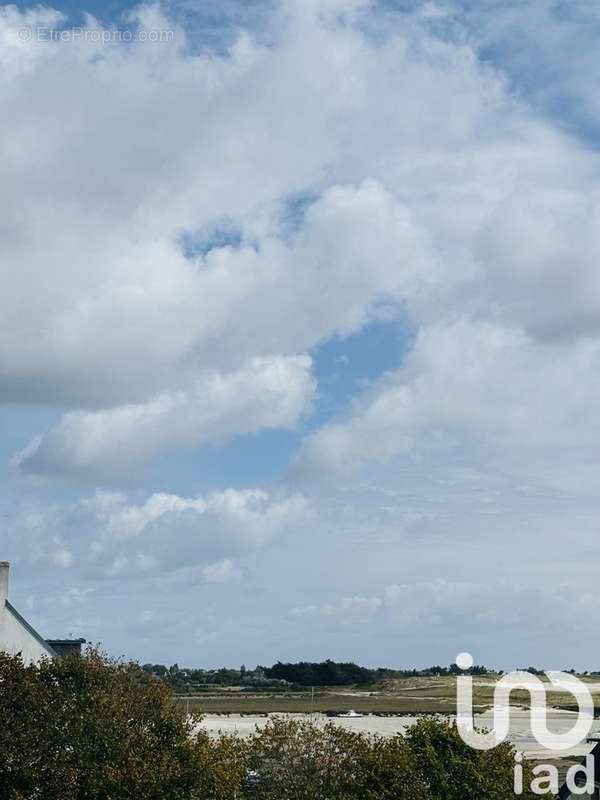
[17,355,315,473]
[2,0,600,667]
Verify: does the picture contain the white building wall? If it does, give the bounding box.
[0,562,55,665]
[1,605,55,664]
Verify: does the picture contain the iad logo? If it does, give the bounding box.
[455,653,596,796]
[455,652,594,752]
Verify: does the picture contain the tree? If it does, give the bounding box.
[357,734,427,800]
[0,649,204,800]
[193,730,248,800]
[246,717,370,799]
[264,660,374,686]
[243,717,541,800]
[406,718,547,800]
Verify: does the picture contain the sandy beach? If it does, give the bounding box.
[198,710,600,759]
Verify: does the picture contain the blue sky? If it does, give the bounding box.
[2,0,600,670]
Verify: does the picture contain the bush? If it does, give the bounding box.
[358,734,427,800]
[246,717,371,799]
[243,716,542,800]
[406,718,544,800]
[193,731,248,800]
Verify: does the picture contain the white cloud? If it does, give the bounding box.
[0,484,310,587]
[199,559,242,584]
[83,489,208,539]
[51,548,74,569]
[297,317,600,492]
[53,487,310,577]
[0,6,435,413]
[292,595,382,619]
[4,0,598,484]
[0,0,522,471]
[3,0,600,667]
[288,575,600,658]
[17,355,315,474]
[62,586,94,607]
[7,463,600,667]
[446,0,600,132]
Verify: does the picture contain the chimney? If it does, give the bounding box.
[0,562,9,606]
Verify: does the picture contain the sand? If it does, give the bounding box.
[197,709,600,759]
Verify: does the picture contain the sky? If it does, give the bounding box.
[2,0,600,671]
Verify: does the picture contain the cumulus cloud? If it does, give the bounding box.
[2,486,310,582]
[0,0,557,472]
[82,487,310,576]
[17,355,315,473]
[3,0,600,666]
[0,6,434,411]
[289,577,600,647]
[297,318,600,481]
[199,559,242,584]
[291,595,382,619]
[448,0,600,133]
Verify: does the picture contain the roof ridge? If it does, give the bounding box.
[4,600,57,658]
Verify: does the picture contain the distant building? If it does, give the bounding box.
[0,562,85,664]
[46,639,86,658]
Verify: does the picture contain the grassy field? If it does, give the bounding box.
[178,693,456,715]
[175,675,600,716]
[176,676,497,715]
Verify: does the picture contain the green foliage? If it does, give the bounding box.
[0,649,203,800]
[246,718,370,799]
[358,734,427,800]
[243,716,541,800]
[263,660,374,686]
[406,719,546,800]
[142,659,493,693]
[193,731,248,800]
[0,650,549,800]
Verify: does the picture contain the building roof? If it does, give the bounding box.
[4,600,57,658]
[0,563,85,662]
[46,639,86,646]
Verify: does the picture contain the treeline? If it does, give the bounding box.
[263,660,491,685]
[143,663,260,686]
[142,659,492,689]
[0,649,542,800]
[262,660,374,685]
[391,663,490,678]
